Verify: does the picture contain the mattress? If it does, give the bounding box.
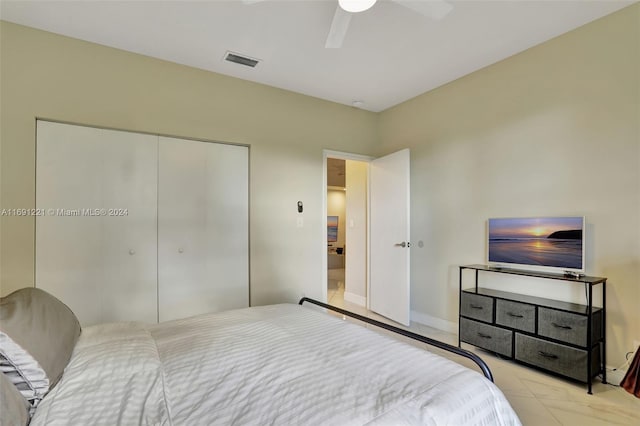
[31,304,521,425]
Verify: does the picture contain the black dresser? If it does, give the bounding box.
[458,265,606,394]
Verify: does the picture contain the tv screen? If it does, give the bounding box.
[327,216,338,242]
[488,216,584,273]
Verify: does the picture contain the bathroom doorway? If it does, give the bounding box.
[325,154,369,308]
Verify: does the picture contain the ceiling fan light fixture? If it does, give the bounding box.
[339,0,377,13]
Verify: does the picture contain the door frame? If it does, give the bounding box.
[322,150,373,305]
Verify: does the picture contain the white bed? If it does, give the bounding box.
[1,289,520,425]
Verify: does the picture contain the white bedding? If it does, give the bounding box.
[31,304,521,425]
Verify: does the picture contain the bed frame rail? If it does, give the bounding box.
[298,297,494,382]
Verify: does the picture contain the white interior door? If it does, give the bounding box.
[369,149,410,326]
[36,121,158,326]
[158,137,249,322]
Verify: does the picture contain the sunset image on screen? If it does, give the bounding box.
[327,216,338,242]
[488,217,583,270]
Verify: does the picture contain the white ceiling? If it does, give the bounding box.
[1,0,634,112]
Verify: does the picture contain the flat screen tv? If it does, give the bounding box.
[488,216,585,274]
[327,216,338,243]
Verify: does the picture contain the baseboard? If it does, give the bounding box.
[410,310,458,335]
[343,291,366,307]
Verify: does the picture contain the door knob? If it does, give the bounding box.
[394,242,409,248]
[129,249,136,255]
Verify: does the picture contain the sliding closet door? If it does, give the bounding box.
[36,121,158,326]
[158,137,249,322]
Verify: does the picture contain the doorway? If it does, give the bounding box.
[322,148,411,326]
[324,152,370,309]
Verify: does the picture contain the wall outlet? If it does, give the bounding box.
[608,368,626,384]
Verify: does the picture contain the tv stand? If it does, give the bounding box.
[458,264,606,394]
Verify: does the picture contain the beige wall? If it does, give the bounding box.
[0,21,378,304]
[377,4,640,366]
[345,160,368,301]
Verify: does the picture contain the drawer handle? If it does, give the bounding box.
[507,312,524,318]
[552,322,572,330]
[470,304,484,310]
[477,332,492,339]
[538,351,559,360]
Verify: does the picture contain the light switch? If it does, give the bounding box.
[297,217,304,228]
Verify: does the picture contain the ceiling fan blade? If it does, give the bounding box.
[325,5,352,49]
[391,0,453,20]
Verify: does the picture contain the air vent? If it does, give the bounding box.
[224,51,260,68]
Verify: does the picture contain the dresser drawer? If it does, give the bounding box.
[460,292,494,322]
[460,318,512,357]
[515,334,600,382]
[538,308,589,346]
[496,299,535,333]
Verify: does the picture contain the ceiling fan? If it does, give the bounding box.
[243,0,454,49]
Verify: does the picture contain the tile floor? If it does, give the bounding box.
[326,268,640,426]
